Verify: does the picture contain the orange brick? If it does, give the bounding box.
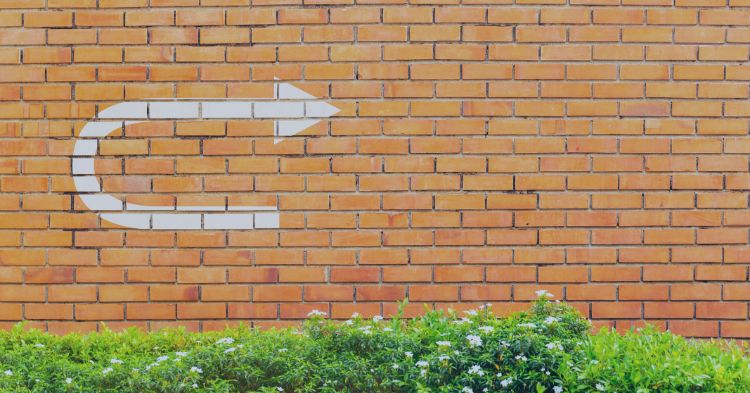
[26,304,73,320]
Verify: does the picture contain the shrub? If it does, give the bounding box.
[0,295,746,393]
[566,326,750,393]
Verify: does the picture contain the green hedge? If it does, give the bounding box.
[0,295,748,392]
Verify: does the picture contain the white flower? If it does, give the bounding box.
[535,289,553,298]
[216,337,234,345]
[224,347,236,354]
[478,326,494,334]
[518,322,537,329]
[382,327,393,332]
[436,341,452,347]
[65,377,73,384]
[192,383,198,388]
[359,326,373,335]
[392,364,399,369]
[454,317,471,325]
[515,355,528,361]
[467,365,484,376]
[464,310,478,316]
[176,351,188,357]
[156,355,169,362]
[276,388,283,392]
[500,340,510,347]
[344,320,353,325]
[554,387,563,393]
[596,383,605,391]
[110,358,123,365]
[102,367,113,375]
[420,368,427,376]
[466,334,482,347]
[500,377,513,387]
[307,310,327,317]
[438,355,449,362]
[3,370,11,376]
[546,342,563,351]
[34,343,44,348]
[496,372,503,378]
[545,316,560,324]
[190,366,202,374]
[278,348,288,353]
[405,351,413,358]
[373,315,383,322]
[416,360,429,368]
[462,388,473,393]
[351,312,360,318]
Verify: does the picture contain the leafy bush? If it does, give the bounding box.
[566,326,750,393]
[0,295,746,392]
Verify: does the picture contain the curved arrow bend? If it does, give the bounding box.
[72,82,340,230]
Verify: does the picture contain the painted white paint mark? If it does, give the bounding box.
[126,202,174,211]
[73,140,98,156]
[153,213,201,230]
[278,83,316,99]
[205,214,253,229]
[72,158,95,175]
[72,82,338,230]
[228,205,277,211]
[202,102,253,119]
[306,101,340,118]
[79,121,122,138]
[254,213,280,229]
[101,213,151,229]
[277,119,319,137]
[254,102,304,118]
[74,176,101,192]
[98,102,147,119]
[80,194,123,211]
[149,102,199,119]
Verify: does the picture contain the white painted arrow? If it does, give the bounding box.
[72,82,340,230]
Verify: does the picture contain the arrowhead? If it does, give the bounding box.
[277,82,316,100]
[306,101,340,118]
[273,82,341,144]
[274,119,321,144]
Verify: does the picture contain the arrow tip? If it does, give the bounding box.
[309,101,340,118]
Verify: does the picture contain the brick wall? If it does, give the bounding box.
[1,0,750,338]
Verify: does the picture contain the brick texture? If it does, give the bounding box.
[1,0,750,338]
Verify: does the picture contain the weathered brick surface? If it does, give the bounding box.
[1,0,750,337]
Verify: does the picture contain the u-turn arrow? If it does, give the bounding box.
[72,82,340,230]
